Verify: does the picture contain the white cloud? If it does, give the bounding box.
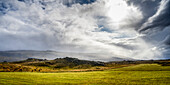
[0,0,168,60]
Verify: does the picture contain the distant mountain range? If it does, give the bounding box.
[0,50,134,62]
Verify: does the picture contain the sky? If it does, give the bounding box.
[0,0,170,60]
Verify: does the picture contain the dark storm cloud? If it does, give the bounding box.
[164,35,170,45]
[0,0,19,15]
[139,0,170,33]
[61,0,97,6]
[126,0,161,17]
[17,0,97,7]
[125,0,161,30]
[133,0,170,59]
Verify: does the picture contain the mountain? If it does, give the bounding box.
[0,50,132,62]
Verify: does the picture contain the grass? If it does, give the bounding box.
[0,64,170,85]
[114,64,170,71]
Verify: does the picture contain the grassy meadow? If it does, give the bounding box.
[0,64,170,85]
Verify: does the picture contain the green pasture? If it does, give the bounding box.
[0,64,170,85]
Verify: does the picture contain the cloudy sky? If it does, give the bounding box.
[0,0,170,60]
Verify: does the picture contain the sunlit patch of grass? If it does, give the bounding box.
[114,64,170,71]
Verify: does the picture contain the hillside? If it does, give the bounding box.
[0,57,170,72]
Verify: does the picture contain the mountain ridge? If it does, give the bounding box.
[0,50,133,62]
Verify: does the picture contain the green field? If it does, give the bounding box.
[0,64,170,85]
